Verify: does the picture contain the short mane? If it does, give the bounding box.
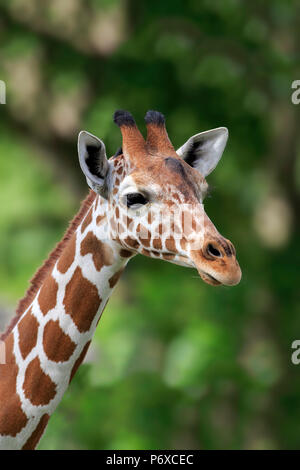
[1,190,97,341]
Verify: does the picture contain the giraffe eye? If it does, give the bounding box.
[126,193,148,207]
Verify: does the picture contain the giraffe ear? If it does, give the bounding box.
[176,127,228,177]
[78,131,110,196]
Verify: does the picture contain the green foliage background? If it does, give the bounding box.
[0,0,299,449]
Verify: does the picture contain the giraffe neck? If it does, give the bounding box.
[0,194,132,450]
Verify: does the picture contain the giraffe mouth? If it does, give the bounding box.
[143,249,226,286]
[165,254,223,285]
[199,271,222,286]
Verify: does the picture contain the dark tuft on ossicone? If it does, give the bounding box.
[113,110,136,127]
[144,110,165,126]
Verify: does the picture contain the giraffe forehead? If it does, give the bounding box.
[111,152,207,203]
[128,158,205,199]
[119,173,161,196]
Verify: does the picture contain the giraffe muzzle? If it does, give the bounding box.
[190,237,242,286]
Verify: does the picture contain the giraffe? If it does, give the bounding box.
[0,110,241,450]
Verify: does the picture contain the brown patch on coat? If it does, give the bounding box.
[157,223,163,235]
[165,238,176,253]
[69,341,91,383]
[63,267,101,333]
[38,275,58,316]
[124,236,139,249]
[0,334,28,436]
[123,216,134,230]
[80,231,114,271]
[4,331,16,364]
[109,269,124,288]
[18,308,39,359]
[0,369,28,436]
[57,233,76,274]
[1,192,97,341]
[161,253,175,260]
[81,207,93,233]
[22,414,50,450]
[43,320,76,363]
[120,248,133,258]
[152,237,162,250]
[137,224,151,246]
[180,238,188,250]
[142,248,160,257]
[23,357,56,406]
[173,193,182,203]
[96,214,105,225]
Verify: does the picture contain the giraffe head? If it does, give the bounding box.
[78,110,241,286]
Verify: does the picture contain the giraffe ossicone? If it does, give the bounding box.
[0,109,241,449]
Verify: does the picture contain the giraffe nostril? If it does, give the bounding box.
[207,243,222,258]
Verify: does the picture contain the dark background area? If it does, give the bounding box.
[0,0,299,449]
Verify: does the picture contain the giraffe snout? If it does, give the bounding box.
[190,236,242,287]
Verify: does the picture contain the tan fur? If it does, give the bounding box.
[146,122,176,156]
[119,124,147,163]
